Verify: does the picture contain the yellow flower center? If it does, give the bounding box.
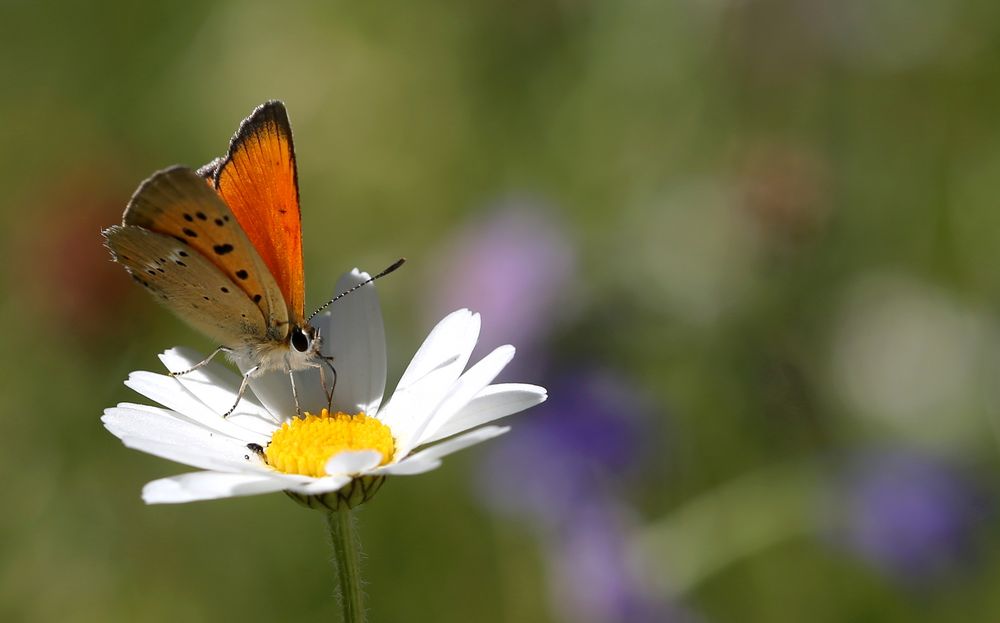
[264,410,394,478]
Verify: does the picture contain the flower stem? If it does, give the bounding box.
[326,509,366,623]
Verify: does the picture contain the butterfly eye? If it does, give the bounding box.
[290,326,312,353]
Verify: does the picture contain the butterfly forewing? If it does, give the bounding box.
[213,101,305,324]
[104,225,266,346]
[120,166,290,339]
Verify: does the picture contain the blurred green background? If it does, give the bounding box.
[5,1,1000,621]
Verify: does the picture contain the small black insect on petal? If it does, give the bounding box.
[246,443,266,462]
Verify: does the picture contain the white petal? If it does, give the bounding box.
[325,449,383,475]
[142,471,293,504]
[379,310,481,444]
[377,425,509,476]
[394,309,480,392]
[376,459,442,475]
[103,404,269,448]
[124,371,271,440]
[409,345,516,450]
[105,406,280,475]
[117,435,272,474]
[159,347,277,434]
[285,474,353,495]
[409,425,510,462]
[315,269,387,416]
[420,383,547,444]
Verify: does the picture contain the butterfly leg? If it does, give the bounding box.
[222,365,259,418]
[288,367,303,416]
[311,356,338,412]
[168,346,231,377]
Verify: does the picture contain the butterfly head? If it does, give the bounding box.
[289,323,322,361]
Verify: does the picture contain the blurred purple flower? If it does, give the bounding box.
[427,196,576,374]
[831,450,990,585]
[546,502,688,623]
[475,370,681,620]
[476,367,657,526]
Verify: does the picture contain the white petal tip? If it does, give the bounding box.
[348,267,372,279]
[141,480,181,504]
[445,308,472,321]
[495,344,516,359]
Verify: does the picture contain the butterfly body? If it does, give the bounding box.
[104,101,331,415]
[234,322,320,373]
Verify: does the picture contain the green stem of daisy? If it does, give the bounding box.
[326,509,366,623]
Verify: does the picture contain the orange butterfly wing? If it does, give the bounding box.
[210,101,305,324]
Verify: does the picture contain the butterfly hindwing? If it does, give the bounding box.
[213,100,305,324]
[121,165,290,339]
[104,225,266,346]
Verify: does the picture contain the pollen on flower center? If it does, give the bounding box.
[265,409,394,478]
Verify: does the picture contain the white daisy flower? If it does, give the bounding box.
[103,269,547,509]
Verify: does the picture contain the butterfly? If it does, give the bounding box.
[103,101,402,417]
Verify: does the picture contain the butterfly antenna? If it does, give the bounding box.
[309,258,406,321]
